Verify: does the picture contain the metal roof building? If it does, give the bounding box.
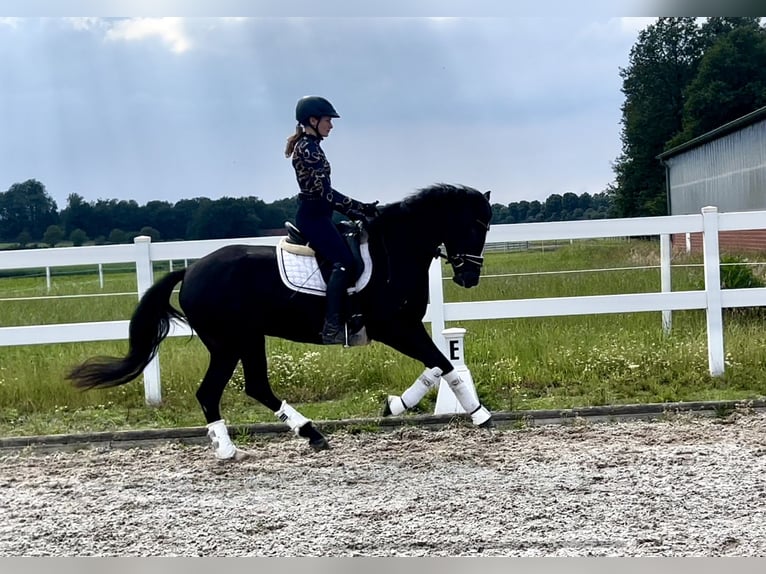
[658,105,766,215]
[658,106,766,253]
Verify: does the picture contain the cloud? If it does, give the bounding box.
[0,18,21,28]
[105,17,191,54]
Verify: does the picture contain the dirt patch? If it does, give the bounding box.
[1,413,765,556]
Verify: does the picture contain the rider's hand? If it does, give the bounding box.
[360,201,380,218]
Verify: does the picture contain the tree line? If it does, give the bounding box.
[0,179,299,247]
[0,178,612,247]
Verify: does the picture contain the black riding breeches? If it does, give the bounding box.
[296,201,356,279]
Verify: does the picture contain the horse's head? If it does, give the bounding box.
[441,189,492,288]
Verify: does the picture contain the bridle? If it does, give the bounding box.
[435,249,484,269]
[434,218,489,270]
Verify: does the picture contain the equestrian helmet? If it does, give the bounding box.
[295,96,340,125]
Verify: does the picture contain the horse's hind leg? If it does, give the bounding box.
[195,346,251,461]
[241,337,330,452]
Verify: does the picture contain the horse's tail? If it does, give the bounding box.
[67,269,187,391]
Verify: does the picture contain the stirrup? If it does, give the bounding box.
[347,325,369,347]
[321,324,346,345]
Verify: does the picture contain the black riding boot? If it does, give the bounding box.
[346,288,369,346]
[322,264,348,345]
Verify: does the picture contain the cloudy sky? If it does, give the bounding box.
[0,12,661,209]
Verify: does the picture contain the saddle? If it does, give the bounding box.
[276,220,373,297]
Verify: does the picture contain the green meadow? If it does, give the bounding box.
[1,239,765,436]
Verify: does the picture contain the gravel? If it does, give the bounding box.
[1,412,765,557]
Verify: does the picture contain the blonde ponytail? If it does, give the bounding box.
[284,123,305,158]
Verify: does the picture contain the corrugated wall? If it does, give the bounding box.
[672,230,766,254]
[666,120,766,215]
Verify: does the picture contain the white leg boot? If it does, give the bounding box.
[442,370,492,426]
[206,419,250,461]
[386,367,443,416]
[275,400,311,435]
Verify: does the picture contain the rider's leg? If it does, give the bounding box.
[296,218,356,345]
[322,262,349,345]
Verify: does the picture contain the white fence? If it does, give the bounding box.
[2,206,766,406]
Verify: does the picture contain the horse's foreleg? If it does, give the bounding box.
[376,322,492,427]
[241,341,330,452]
[384,366,442,416]
[441,369,492,427]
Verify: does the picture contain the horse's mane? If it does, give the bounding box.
[379,183,486,220]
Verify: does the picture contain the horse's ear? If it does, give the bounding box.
[484,190,491,201]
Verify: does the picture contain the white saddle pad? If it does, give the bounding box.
[276,238,373,296]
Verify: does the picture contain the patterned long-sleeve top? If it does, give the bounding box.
[292,134,362,216]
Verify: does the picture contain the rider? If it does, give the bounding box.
[285,95,379,345]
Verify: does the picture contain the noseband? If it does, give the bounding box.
[435,249,484,269]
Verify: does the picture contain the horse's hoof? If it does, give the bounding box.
[215,448,253,462]
[478,417,495,430]
[309,437,330,451]
[233,448,255,460]
[381,399,393,417]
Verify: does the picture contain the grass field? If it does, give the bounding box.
[1,239,765,436]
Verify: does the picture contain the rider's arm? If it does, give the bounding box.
[293,138,362,215]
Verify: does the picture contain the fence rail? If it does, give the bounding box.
[2,206,765,405]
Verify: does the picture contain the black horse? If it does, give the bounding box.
[67,183,493,460]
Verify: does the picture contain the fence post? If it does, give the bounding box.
[428,257,448,356]
[660,234,672,334]
[701,206,725,376]
[98,263,104,289]
[434,327,480,415]
[134,235,162,405]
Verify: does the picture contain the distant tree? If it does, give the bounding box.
[60,193,93,236]
[69,228,88,246]
[108,228,128,244]
[527,200,543,222]
[143,200,176,240]
[671,23,766,145]
[0,179,59,241]
[270,196,298,224]
[490,203,509,224]
[172,197,211,239]
[187,197,262,240]
[561,192,580,216]
[139,226,161,241]
[113,200,142,233]
[16,230,32,247]
[90,199,118,239]
[514,200,530,222]
[612,18,704,217]
[543,194,563,221]
[698,17,762,47]
[258,204,291,230]
[43,224,65,247]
